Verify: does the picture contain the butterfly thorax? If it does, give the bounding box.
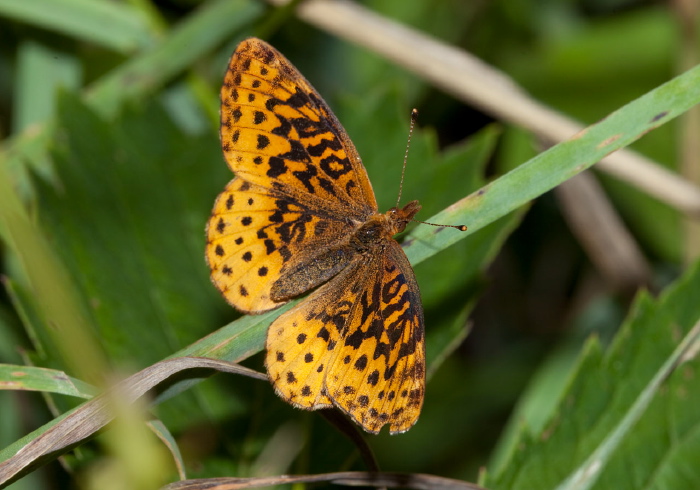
[352,200,421,250]
[268,200,421,303]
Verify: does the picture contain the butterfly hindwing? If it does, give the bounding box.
[265,240,425,434]
[328,240,425,434]
[264,264,363,410]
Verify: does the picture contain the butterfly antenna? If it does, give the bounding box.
[396,108,419,207]
[398,109,468,232]
[412,219,467,231]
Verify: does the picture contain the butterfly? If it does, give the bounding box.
[206,38,437,434]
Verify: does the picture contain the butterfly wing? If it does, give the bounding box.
[207,38,379,313]
[207,176,364,312]
[219,38,377,210]
[265,239,425,434]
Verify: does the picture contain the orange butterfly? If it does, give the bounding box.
[206,38,430,434]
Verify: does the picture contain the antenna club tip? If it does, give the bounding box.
[458,225,467,231]
[411,108,419,119]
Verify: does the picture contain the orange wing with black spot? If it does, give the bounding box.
[265,239,425,434]
[206,38,378,313]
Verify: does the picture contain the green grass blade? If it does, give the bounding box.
[0,364,96,399]
[177,60,699,400]
[147,420,186,480]
[406,63,700,264]
[0,0,152,53]
[0,358,265,485]
[14,41,81,133]
[85,0,263,117]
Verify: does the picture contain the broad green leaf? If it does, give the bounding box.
[24,92,235,428]
[36,92,228,363]
[0,129,108,387]
[483,260,700,489]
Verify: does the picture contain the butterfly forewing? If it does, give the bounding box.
[219,39,377,212]
[207,39,379,313]
[207,178,354,312]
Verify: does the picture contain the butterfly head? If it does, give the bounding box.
[387,200,468,234]
[386,200,422,235]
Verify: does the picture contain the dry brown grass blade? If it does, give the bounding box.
[161,471,485,490]
[266,0,700,216]
[674,0,700,258]
[0,357,266,487]
[556,171,651,291]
